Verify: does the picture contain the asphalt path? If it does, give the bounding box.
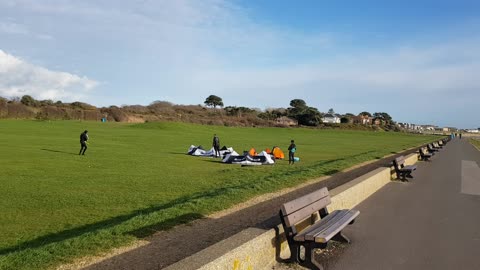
[327,138,480,270]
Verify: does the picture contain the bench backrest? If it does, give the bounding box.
[419,147,428,155]
[280,187,330,228]
[393,156,405,169]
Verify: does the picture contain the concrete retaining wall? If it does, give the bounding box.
[165,166,396,270]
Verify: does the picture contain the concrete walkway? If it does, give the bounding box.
[327,139,480,270]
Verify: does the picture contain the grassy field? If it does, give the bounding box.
[0,120,441,269]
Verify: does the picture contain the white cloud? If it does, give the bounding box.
[0,49,98,101]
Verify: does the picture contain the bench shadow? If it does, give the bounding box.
[41,148,78,155]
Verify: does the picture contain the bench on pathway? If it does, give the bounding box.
[279,187,359,270]
[433,142,442,149]
[419,147,432,161]
[393,155,417,180]
[427,143,440,154]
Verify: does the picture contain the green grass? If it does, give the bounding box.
[470,138,480,150]
[0,120,441,269]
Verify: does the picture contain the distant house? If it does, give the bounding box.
[466,129,479,133]
[353,115,372,125]
[275,116,297,126]
[322,113,341,124]
[423,125,436,131]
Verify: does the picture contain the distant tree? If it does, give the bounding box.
[340,117,350,124]
[38,99,53,106]
[328,108,335,114]
[345,113,355,117]
[359,111,371,117]
[21,95,36,106]
[298,107,322,126]
[150,100,173,107]
[258,108,286,120]
[289,99,307,109]
[204,95,224,109]
[287,99,322,126]
[224,106,254,117]
[373,112,392,122]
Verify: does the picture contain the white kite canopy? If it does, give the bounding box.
[187,145,238,157]
[222,150,275,166]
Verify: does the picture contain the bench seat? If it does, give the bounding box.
[399,164,417,172]
[294,209,360,243]
[419,147,432,161]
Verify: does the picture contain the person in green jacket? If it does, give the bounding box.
[288,139,296,165]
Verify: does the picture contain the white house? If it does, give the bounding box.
[322,113,341,124]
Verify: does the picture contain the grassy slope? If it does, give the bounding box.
[0,120,441,269]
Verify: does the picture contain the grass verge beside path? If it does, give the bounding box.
[0,120,442,270]
[469,138,480,150]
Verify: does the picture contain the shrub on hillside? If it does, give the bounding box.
[7,103,36,118]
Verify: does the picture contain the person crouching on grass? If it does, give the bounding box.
[79,130,89,155]
[288,139,296,165]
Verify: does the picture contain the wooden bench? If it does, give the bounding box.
[433,142,442,149]
[393,156,417,180]
[279,187,359,270]
[427,143,439,153]
[419,147,432,161]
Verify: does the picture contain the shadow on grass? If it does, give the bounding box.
[128,213,204,238]
[41,148,78,155]
[0,182,251,256]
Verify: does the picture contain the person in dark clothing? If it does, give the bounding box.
[79,130,89,155]
[288,139,296,165]
[212,134,220,157]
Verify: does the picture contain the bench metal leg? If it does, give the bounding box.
[301,243,324,270]
[332,231,351,243]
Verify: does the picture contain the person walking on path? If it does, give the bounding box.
[212,134,220,157]
[79,130,89,155]
[288,139,296,165]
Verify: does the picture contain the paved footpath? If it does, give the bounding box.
[327,139,480,270]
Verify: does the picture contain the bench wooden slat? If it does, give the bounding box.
[281,188,331,227]
[395,157,405,164]
[399,165,417,172]
[282,196,331,227]
[293,210,345,241]
[281,187,329,216]
[313,210,359,243]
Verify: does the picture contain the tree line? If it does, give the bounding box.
[204,95,396,129]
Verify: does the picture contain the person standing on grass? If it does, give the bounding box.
[288,139,296,165]
[213,134,220,157]
[79,130,89,155]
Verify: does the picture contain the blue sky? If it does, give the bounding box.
[0,0,479,128]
